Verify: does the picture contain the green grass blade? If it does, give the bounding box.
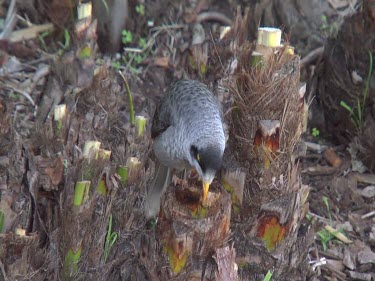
[108,232,118,249]
[119,71,135,125]
[104,214,118,262]
[108,214,113,235]
[263,270,273,281]
[0,211,4,233]
[357,98,362,128]
[362,51,373,111]
[340,101,354,114]
[322,196,332,223]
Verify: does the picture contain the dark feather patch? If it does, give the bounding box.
[151,100,170,139]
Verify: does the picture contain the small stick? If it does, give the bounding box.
[324,225,353,244]
[361,210,375,219]
[5,85,35,106]
[300,46,324,69]
[0,259,8,281]
[352,172,375,185]
[196,12,233,26]
[305,141,328,153]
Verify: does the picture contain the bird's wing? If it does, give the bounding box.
[151,94,172,139]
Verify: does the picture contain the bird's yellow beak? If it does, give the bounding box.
[202,181,210,203]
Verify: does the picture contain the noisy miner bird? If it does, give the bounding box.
[144,79,226,218]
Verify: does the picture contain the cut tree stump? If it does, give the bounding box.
[143,180,232,280]
[218,8,313,280]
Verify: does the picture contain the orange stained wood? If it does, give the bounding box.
[257,215,287,251]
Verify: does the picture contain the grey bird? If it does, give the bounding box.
[144,80,226,218]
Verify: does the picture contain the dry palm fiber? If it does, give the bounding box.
[227,46,303,202]
[220,27,311,278]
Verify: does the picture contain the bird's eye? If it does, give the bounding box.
[190,145,200,162]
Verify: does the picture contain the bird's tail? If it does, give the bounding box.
[144,162,171,218]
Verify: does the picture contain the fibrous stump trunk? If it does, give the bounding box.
[219,9,312,281]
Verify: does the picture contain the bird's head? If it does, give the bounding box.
[189,143,224,202]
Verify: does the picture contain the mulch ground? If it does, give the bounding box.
[0,0,374,280]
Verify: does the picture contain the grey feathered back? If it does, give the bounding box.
[151,80,224,145]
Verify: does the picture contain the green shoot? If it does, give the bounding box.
[118,71,135,124]
[320,15,339,36]
[122,30,133,45]
[57,29,71,56]
[318,196,334,251]
[135,116,147,138]
[0,211,4,233]
[135,4,145,16]
[322,196,332,224]
[317,229,333,252]
[63,29,71,47]
[122,54,142,74]
[125,75,135,124]
[361,51,373,117]
[263,271,273,281]
[38,30,51,51]
[134,54,143,64]
[320,15,328,30]
[139,38,147,49]
[317,196,346,251]
[103,214,118,262]
[312,127,320,137]
[340,51,373,130]
[112,61,121,71]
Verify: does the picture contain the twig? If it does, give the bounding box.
[0,0,17,40]
[29,65,50,93]
[196,12,233,26]
[361,210,375,219]
[150,24,186,32]
[4,85,35,106]
[9,23,54,43]
[324,225,352,244]
[305,141,328,153]
[351,172,375,185]
[308,212,333,225]
[302,165,337,175]
[0,259,8,281]
[123,47,143,53]
[300,46,324,69]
